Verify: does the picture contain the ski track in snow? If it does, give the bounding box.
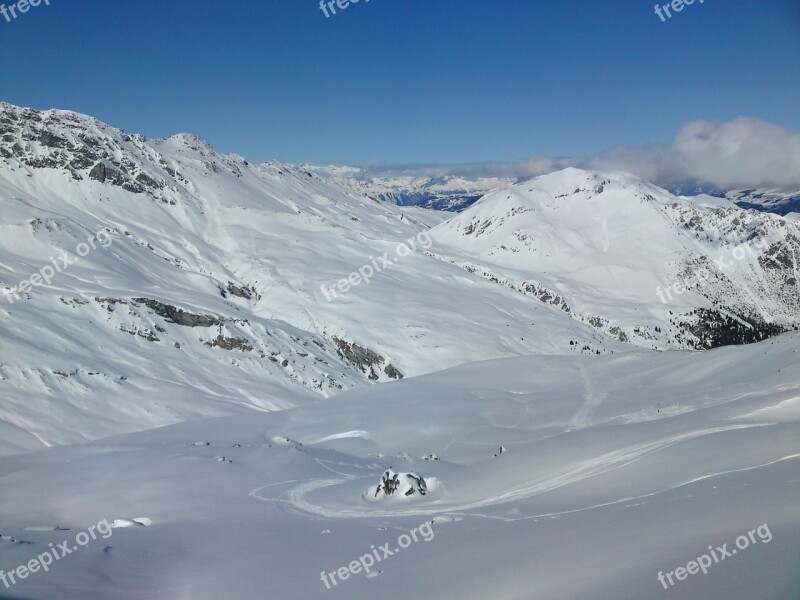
[249,423,776,520]
[442,453,800,523]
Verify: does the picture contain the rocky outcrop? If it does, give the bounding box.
[205,335,254,352]
[0,104,170,199]
[373,469,428,499]
[223,281,258,301]
[383,364,404,380]
[332,337,403,380]
[132,298,221,328]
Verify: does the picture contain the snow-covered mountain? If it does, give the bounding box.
[0,103,620,455]
[0,103,797,451]
[311,167,800,218]
[430,168,800,351]
[304,164,514,211]
[2,103,799,600]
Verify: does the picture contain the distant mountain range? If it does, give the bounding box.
[303,163,516,211]
[308,164,800,216]
[723,188,800,216]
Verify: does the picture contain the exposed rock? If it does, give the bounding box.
[132,298,221,327]
[384,364,404,380]
[333,337,383,368]
[89,162,129,188]
[205,335,254,352]
[39,130,68,148]
[373,469,428,499]
[225,281,258,300]
[332,336,402,381]
[119,325,160,342]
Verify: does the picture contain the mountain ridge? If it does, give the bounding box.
[1,102,798,456]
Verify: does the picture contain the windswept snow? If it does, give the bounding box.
[0,335,798,599]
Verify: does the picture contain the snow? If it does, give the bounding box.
[1,103,798,599]
[0,105,624,455]
[429,169,800,347]
[0,335,798,599]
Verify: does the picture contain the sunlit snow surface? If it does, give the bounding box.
[0,105,798,599]
[1,335,798,599]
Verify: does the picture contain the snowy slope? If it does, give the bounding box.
[0,334,798,599]
[0,104,622,455]
[430,168,800,350]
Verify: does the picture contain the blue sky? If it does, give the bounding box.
[0,0,798,166]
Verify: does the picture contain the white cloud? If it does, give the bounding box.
[360,118,800,189]
[671,117,800,187]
